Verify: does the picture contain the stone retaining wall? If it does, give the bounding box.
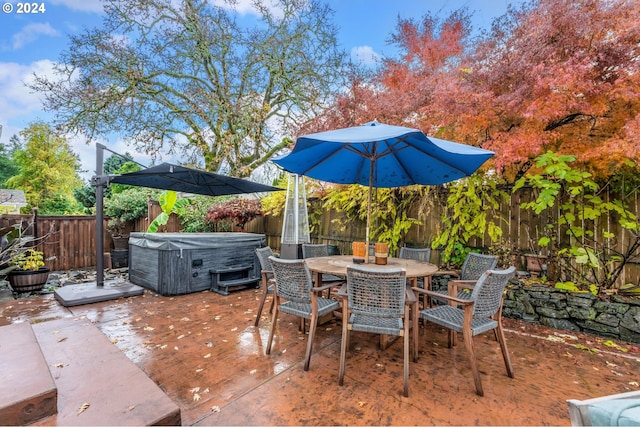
[502,281,640,344]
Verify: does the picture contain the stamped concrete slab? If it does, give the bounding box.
[0,322,57,425]
[31,317,181,426]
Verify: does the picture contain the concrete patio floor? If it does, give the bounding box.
[1,281,639,426]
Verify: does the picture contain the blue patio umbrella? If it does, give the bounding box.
[272,121,495,257]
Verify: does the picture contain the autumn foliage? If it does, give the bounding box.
[205,199,263,231]
[307,0,640,182]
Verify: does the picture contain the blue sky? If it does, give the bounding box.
[0,0,519,179]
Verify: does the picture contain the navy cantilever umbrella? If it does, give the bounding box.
[109,162,282,196]
[272,121,494,254]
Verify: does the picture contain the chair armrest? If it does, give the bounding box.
[448,279,477,290]
[313,281,342,293]
[405,288,417,304]
[337,283,347,298]
[412,287,473,306]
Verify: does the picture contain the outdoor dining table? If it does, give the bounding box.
[303,254,439,288]
[304,255,439,349]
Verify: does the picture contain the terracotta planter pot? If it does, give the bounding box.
[374,243,388,265]
[352,241,366,264]
[8,267,50,292]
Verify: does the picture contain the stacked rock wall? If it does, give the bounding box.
[502,281,640,344]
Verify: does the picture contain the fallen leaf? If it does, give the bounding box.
[629,381,639,386]
[77,402,90,414]
[125,405,135,412]
[143,326,154,331]
[358,401,367,407]
[193,393,201,401]
[195,368,204,373]
[214,316,222,320]
[160,344,167,350]
[55,363,64,368]
[57,337,68,343]
[203,388,209,394]
[52,330,60,335]
[169,325,174,330]
[190,387,200,393]
[606,361,618,367]
[206,342,213,347]
[181,317,190,321]
[174,346,179,351]
[204,353,211,358]
[177,334,185,339]
[250,369,257,375]
[135,317,142,322]
[211,406,221,412]
[230,327,238,332]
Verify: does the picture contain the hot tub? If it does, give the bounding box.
[128,232,265,296]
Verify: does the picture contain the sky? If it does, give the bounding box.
[0,0,520,180]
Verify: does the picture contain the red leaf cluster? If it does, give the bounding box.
[205,198,263,231]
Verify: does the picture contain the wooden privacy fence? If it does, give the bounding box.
[1,212,105,272]
[2,188,639,285]
[245,188,640,286]
[0,202,180,272]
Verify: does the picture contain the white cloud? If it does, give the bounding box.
[10,23,60,50]
[211,0,284,18]
[49,0,104,13]
[350,45,382,67]
[0,59,56,122]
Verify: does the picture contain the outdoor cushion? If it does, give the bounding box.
[588,399,640,426]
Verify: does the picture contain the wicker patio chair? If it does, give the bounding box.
[302,243,345,285]
[339,265,411,397]
[399,246,432,283]
[412,266,516,396]
[301,243,330,259]
[399,247,432,263]
[266,256,341,371]
[432,253,498,302]
[254,246,276,327]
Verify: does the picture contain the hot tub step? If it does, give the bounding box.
[210,266,260,296]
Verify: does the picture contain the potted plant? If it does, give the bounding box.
[104,188,150,248]
[6,248,50,293]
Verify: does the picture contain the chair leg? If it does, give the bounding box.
[265,302,279,355]
[496,324,515,378]
[403,307,410,397]
[412,308,420,362]
[303,313,319,371]
[254,289,269,327]
[268,295,274,314]
[462,328,483,396]
[339,313,349,386]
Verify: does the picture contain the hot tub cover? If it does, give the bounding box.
[129,232,265,251]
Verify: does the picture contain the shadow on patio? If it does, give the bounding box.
[1,283,638,426]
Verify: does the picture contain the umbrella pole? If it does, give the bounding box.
[365,160,374,263]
